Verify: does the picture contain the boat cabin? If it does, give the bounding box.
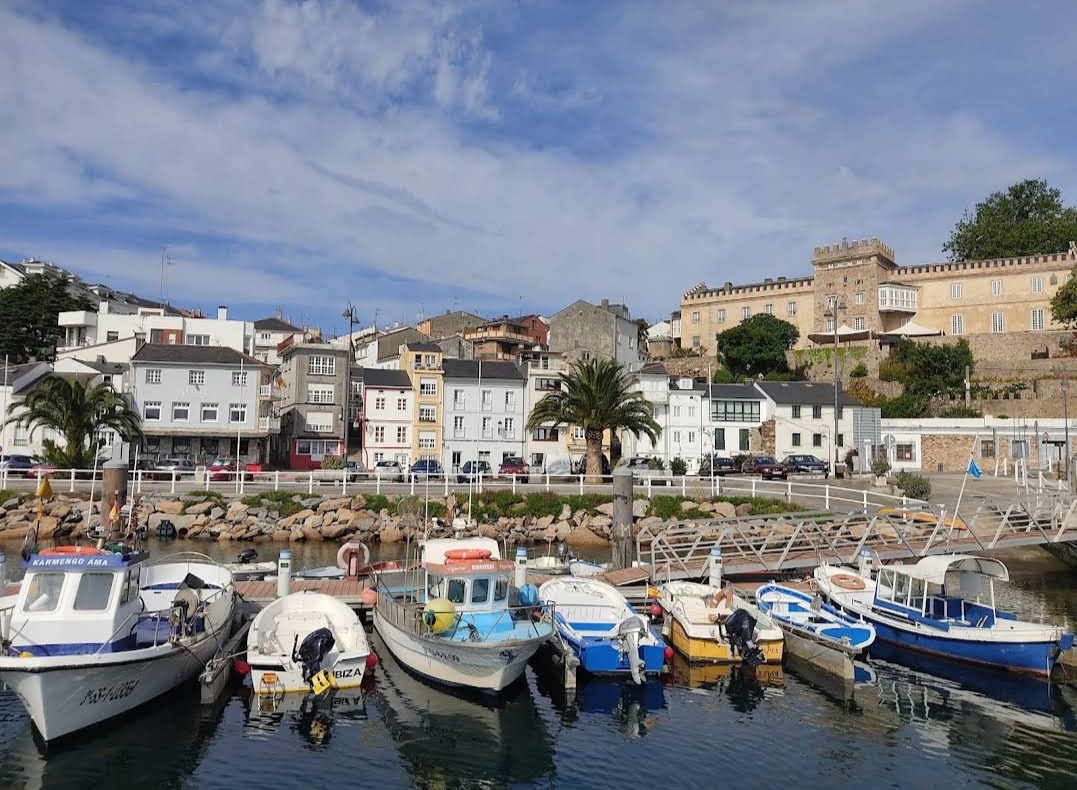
[872,555,1012,629]
[8,551,147,656]
[420,538,515,613]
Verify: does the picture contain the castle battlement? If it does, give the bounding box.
[894,248,1077,278]
[682,275,814,301]
[812,236,896,265]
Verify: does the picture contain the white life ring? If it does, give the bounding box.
[336,540,370,572]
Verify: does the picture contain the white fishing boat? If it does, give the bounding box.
[372,539,554,692]
[246,591,375,695]
[223,549,277,581]
[0,548,235,742]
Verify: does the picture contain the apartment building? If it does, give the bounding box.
[549,298,647,372]
[252,316,302,366]
[276,340,355,469]
[402,342,445,463]
[360,369,413,469]
[442,359,526,473]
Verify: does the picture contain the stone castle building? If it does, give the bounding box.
[680,238,1077,351]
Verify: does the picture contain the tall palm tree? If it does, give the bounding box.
[527,358,660,482]
[5,377,143,468]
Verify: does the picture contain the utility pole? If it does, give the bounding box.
[341,303,358,462]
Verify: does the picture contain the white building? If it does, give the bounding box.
[253,316,303,366]
[359,368,414,469]
[442,359,526,474]
[0,362,54,460]
[754,381,857,465]
[130,344,275,463]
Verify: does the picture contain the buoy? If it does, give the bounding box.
[664,646,674,662]
[19,651,34,659]
[234,658,251,676]
[422,598,456,633]
[649,603,662,618]
[365,652,379,669]
[359,587,378,607]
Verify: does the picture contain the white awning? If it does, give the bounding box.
[807,323,874,344]
[880,320,942,338]
[889,554,1009,585]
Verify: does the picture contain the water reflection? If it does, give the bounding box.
[368,633,555,789]
[240,685,370,749]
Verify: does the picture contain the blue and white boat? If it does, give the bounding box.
[756,583,876,651]
[0,547,235,742]
[372,540,553,692]
[538,577,667,684]
[814,553,1074,677]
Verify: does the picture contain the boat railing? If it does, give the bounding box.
[375,592,554,644]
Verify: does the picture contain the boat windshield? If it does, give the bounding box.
[24,572,65,613]
[73,573,115,611]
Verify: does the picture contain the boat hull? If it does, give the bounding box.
[667,616,784,664]
[249,652,369,694]
[373,608,546,692]
[559,629,666,676]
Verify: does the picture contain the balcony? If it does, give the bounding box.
[258,384,274,398]
[58,310,96,328]
[258,416,281,431]
[878,285,918,313]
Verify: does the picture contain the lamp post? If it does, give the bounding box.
[1063,379,1070,480]
[341,303,358,462]
[823,298,846,472]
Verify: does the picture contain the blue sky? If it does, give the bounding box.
[2,1,1075,336]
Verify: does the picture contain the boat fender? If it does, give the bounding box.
[830,573,866,591]
[20,526,37,562]
[518,583,539,608]
[422,598,456,633]
[336,540,370,573]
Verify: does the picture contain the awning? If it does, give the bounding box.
[888,554,1009,585]
[879,320,943,338]
[807,323,874,344]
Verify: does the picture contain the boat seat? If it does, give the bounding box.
[133,614,172,647]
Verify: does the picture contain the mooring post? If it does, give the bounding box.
[102,460,129,540]
[612,467,634,571]
[277,548,292,598]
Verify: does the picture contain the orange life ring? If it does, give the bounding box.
[38,546,106,556]
[829,573,866,591]
[444,548,492,561]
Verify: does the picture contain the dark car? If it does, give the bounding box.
[409,458,444,479]
[698,455,737,476]
[152,457,197,480]
[782,454,830,477]
[497,456,530,482]
[0,454,37,474]
[346,460,367,482]
[573,454,612,476]
[457,460,492,483]
[741,455,788,480]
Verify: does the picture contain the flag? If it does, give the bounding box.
[967,458,982,479]
[109,502,120,523]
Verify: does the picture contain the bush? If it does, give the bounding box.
[362,494,393,514]
[870,456,891,478]
[670,457,688,476]
[320,455,344,469]
[712,368,736,384]
[850,362,869,378]
[646,457,666,471]
[844,448,858,470]
[895,471,931,501]
[239,489,303,517]
[846,379,878,407]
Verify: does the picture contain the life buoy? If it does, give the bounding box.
[829,573,866,591]
[38,545,106,556]
[336,541,370,573]
[444,548,492,561]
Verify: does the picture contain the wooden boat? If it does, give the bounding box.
[538,577,668,683]
[814,551,1074,677]
[247,590,375,695]
[659,580,784,664]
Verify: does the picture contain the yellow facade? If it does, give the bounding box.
[681,239,1077,350]
[403,344,444,461]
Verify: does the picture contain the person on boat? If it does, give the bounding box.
[704,585,735,622]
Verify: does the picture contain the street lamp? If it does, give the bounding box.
[1063,379,1070,480]
[823,298,846,472]
[341,303,358,462]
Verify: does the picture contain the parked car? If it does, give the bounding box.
[542,453,573,477]
[207,457,242,481]
[374,460,405,483]
[741,455,789,480]
[346,460,367,482]
[782,454,830,477]
[616,456,669,484]
[0,454,37,474]
[572,454,611,476]
[697,455,737,476]
[457,460,492,484]
[26,460,58,479]
[497,456,530,482]
[152,457,197,480]
[409,458,443,480]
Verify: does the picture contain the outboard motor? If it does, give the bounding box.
[617,615,649,685]
[236,548,258,565]
[724,609,765,667]
[293,627,336,688]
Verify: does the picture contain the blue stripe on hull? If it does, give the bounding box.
[558,628,665,676]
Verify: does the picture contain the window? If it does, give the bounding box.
[307,413,334,433]
[187,370,204,386]
[481,390,492,410]
[419,405,437,423]
[453,416,465,437]
[812,405,822,419]
[172,402,190,421]
[232,371,248,387]
[691,336,701,348]
[991,312,1005,333]
[374,426,385,442]
[452,389,465,409]
[229,403,247,423]
[854,292,865,305]
[764,303,773,315]
[374,396,386,410]
[854,317,866,330]
[741,306,751,320]
[187,334,209,346]
[825,316,835,333]
[951,314,964,335]
[120,569,139,605]
[951,282,962,300]
[673,405,681,418]
[992,279,1003,297]
[792,433,801,447]
[482,417,493,438]
[688,405,696,418]
[688,431,696,444]
[145,369,161,384]
[738,429,750,452]
[713,428,725,450]
[24,572,64,612]
[471,577,490,604]
[532,427,559,441]
[505,391,516,410]
[106,331,119,342]
[309,385,335,404]
[1032,276,1043,293]
[895,443,915,462]
[373,452,384,463]
[446,579,466,604]
[396,426,407,443]
[451,450,462,471]
[419,378,437,396]
[787,302,797,317]
[1032,308,1046,331]
[200,402,218,422]
[812,433,823,447]
[837,433,844,447]
[258,332,272,342]
[397,397,407,411]
[711,400,761,422]
[502,418,515,438]
[494,577,508,602]
[13,425,28,445]
[418,432,436,450]
[536,377,559,391]
[717,308,726,323]
[673,431,681,444]
[308,356,336,376]
[572,426,585,441]
[792,405,801,418]
[980,439,995,458]
[691,311,700,324]
[74,573,114,611]
[144,401,162,421]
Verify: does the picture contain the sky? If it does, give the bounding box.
[2,1,1076,336]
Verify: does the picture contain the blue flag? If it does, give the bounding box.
[967,458,982,479]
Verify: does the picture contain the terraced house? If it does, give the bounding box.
[403,342,445,463]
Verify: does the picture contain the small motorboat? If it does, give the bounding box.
[814,551,1075,677]
[568,558,608,578]
[756,582,876,681]
[0,548,235,742]
[539,577,668,684]
[247,591,376,695]
[223,548,278,580]
[372,540,553,692]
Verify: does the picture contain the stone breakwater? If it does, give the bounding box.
[0,493,755,547]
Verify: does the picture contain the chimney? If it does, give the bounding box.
[217,305,228,321]
[600,299,609,309]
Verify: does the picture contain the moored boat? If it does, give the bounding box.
[814,551,1074,677]
[372,539,553,692]
[538,577,668,683]
[0,548,235,742]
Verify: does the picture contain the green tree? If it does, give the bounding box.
[715,313,799,378]
[944,179,1077,262]
[1050,265,1077,327]
[527,358,660,482]
[5,377,143,468]
[0,274,93,363]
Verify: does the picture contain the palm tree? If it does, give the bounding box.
[527,358,660,482]
[5,377,143,468]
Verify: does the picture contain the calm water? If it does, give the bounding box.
[2,541,1077,789]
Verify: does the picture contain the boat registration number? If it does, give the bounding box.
[332,668,359,679]
[422,646,460,663]
[80,679,139,707]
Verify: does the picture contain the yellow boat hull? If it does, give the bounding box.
[668,617,784,664]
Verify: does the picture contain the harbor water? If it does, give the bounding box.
[1,540,1076,789]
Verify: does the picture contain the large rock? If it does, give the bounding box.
[304,514,324,530]
[559,504,572,521]
[590,514,613,528]
[712,501,737,519]
[565,525,609,547]
[185,500,215,515]
[379,525,404,544]
[680,500,698,512]
[289,527,305,542]
[596,502,615,517]
[209,507,225,520]
[536,515,555,530]
[350,515,376,533]
[37,515,62,538]
[554,520,573,540]
[301,525,324,542]
[155,500,185,515]
[318,497,352,513]
[147,513,197,535]
[335,507,356,524]
[632,499,649,519]
[735,503,752,517]
[321,522,351,540]
[278,509,314,529]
